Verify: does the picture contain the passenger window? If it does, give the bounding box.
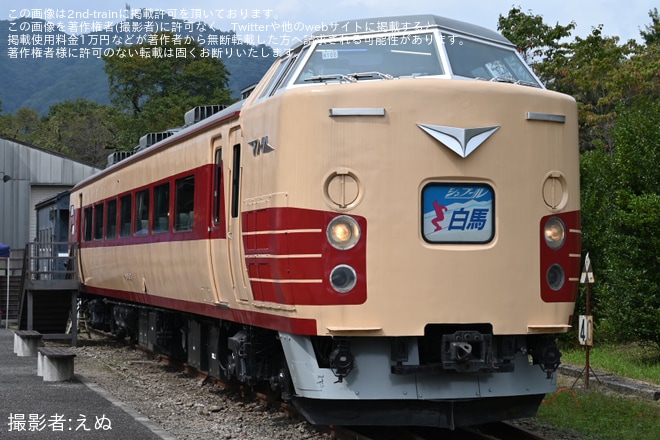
[135,189,150,235]
[93,203,104,240]
[153,183,170,233]
[83,207,92,241]
[175,175,195,231]
[119,194,132,237]
[106,199,117,239]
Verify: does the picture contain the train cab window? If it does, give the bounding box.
[295,33,443,83]
[152,183,170,233]
[119,194,132,237]
[135,189,150,235]
[174,175,195,231]
[106,199,117,239]
[83,207,93,241]
[93,203,104,240]
[443,35,540,86]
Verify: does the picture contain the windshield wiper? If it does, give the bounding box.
[304,71,394,84]
[514,80,541,88]
[348,71,394,80]
[304,74,356,83]
[489,76,541,88]
[490,76,515,84]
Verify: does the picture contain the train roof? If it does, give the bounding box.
[71,99,245,190]
[305,14,512,46]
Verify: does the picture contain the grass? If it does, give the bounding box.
[537,386,660,440]
[532,342,660,439]
[559,343,660,385]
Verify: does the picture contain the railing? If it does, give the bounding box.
[25,242,78,282]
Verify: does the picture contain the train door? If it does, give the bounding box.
[208,139,229,304]
[72,193,85,281]
[227,127,250,302]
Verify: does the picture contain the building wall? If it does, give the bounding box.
[0,137,100,251]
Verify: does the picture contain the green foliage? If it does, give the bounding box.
[580,98,660,348]
[537,388,660,440]
[31,99,118,166]
[640,7,660,45]
[497,6,575,65]
[561,343,660,383]
[0,107,40,140]
[498,7,660,347]
[103,31,234,149]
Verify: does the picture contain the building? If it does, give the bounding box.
[1,137,100,326]
[0,136,101,252]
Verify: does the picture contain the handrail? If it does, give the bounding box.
[25,242,79,281]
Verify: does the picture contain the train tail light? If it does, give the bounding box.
[540,211,580,302]
[546,264,565,291]
[330,265,357,293]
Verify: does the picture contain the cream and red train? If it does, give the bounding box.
[70,14,581,428]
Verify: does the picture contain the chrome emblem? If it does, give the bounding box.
[248,135,275,156]
[418,124,500,158]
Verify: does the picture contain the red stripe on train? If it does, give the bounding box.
[243,208,367,305]
[83,285,319,335]
[540,210,581,302]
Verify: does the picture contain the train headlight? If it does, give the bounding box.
[544,217,566,250]
[547,264,565,291]
[330,265,357,293]
[327,215,361,250]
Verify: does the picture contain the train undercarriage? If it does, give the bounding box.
[84,296,562,429]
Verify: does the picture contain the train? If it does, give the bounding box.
[69,14,581,429]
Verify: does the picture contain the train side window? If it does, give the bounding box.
[119,194,132,237]
[83,207,93,241]
[274,46,307,93]
[231,144,241,218]
[175,175,195,231]
[93,203,104,240]
[106,199,117,239]
[258,57,289,99]
[153,183,170,233]
[213,149,223,226]
[135,189,150,235]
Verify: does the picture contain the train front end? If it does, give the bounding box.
[240,15,580,427]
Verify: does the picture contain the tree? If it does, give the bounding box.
[0,107,40,141]
[497,6,575,70]
[498,7,660,347]
[30,99,119,167]
[103,31,234,149]
[640,8,660,46]
[587,98,660,348]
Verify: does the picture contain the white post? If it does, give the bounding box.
[5,257,9,329]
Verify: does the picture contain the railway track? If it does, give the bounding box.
[328,422,552,440]
[84,329,553,440]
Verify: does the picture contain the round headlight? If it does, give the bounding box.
[327,215,361,250]
[544,217,566,250]
[547,264,565,291]
[330,265,357,293]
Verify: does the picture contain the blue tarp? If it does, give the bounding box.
[0,243,9,258]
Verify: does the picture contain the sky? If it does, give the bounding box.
[4,0,657,48]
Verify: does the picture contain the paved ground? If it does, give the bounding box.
[0,328,173,439]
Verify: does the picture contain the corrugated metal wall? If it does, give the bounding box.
[0,138,101,251]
